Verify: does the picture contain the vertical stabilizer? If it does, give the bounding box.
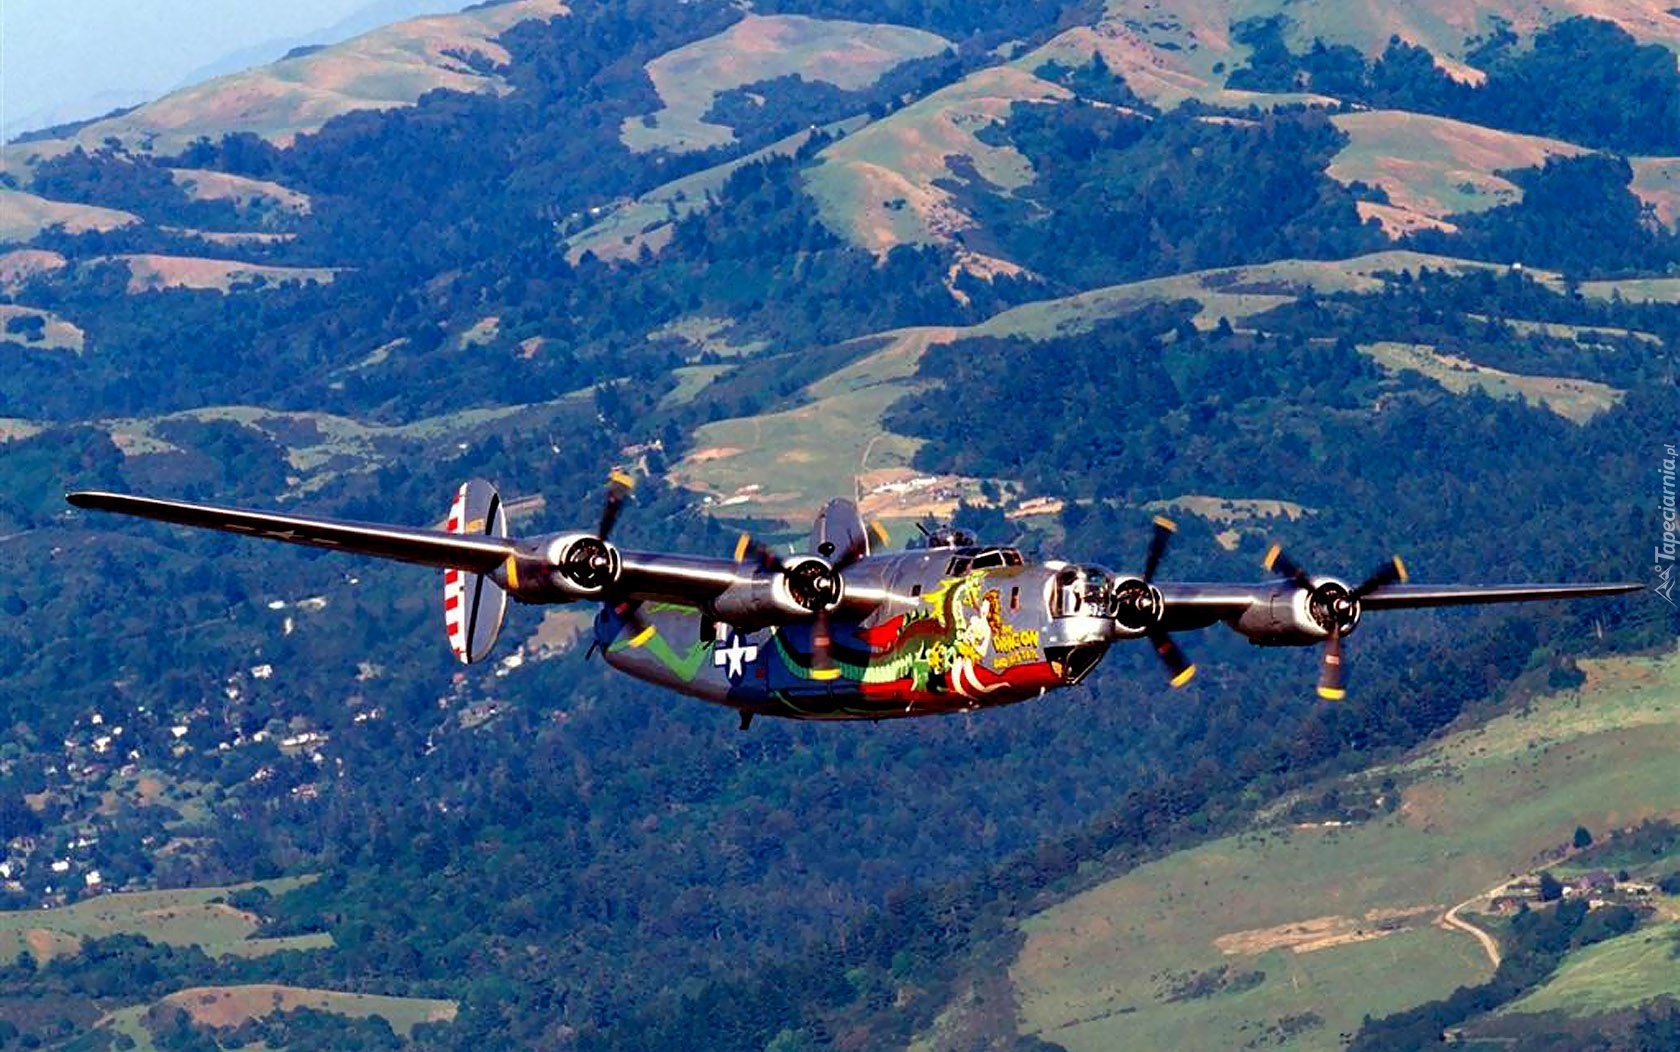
[811,497,870,563]
[442,479,510,663]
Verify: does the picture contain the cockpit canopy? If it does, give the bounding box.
[943,546,1025,575]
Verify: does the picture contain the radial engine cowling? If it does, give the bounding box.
[710,555,842,629]
[1105,576,1162,638]
[497,532,621,602]
[1230,579,1360,646]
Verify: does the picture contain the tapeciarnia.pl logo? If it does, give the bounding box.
[1659,443,1677,606]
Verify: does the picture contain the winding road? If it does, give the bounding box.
[1441,887,1505,969]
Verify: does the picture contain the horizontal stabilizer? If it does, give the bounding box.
[66,490,516,573]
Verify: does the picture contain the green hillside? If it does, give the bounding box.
[2,0,1677,1049]
[1004,650,1680,1051]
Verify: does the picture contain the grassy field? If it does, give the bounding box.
[1033,0,1680,105]
[104,394,591,496]
[1005,649,1680,1052]
[622,14,946,154]
[97,984,455,1050]
[1359,340,1624,423]
[671,251,1538,524]
[649,315,769,360]
[1583,277,1680,304]
[166,168,311,216]
[669,327,955,521]
[108,254,337,294]
[972,251,1515,339]
[1499,922,1680,1019]
[1466,314,1663,346]
[0,876,329,965]
[1013,0,1336,111]
[0,189,138,243]
[659,364,735,408]
[804,65,1069,253]
[1147,495,1311,550]
[161,984,455,1033]
[0,304,85,353]
[1631,157,1680,229]
[571,119,864,262]
[0,249,68,291]
[36,0,568,156]
[0,418,44,442]
[1329,111,1584,229]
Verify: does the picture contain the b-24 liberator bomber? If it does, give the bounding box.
[67,477,1639,727]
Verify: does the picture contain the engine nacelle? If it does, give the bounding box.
[497,532,621,602]
[1105,576,1162,639]
[709,556,841,629]
[1230,579,1360,646]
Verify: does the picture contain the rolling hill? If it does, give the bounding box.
[11,0,572,157]
[2,0,1677,1049]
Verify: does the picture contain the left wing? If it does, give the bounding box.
[1158,580,1640,627]
[1157,579,1642,624]
[1358,583,1644,608]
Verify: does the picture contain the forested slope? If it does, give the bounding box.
[1,0,1678,1047]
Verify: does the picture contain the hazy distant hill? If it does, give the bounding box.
[0,0,1677,1048]
[0,0,481,144]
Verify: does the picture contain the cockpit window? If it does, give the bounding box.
[946,548,1023,575]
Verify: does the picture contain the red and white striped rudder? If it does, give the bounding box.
[442,479,509,664]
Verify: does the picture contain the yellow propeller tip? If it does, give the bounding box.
[733,533,751,563]
[628,625,657,647]
[608,469,636,490]
[1152,515,1178,532]
[810,667,842,681]
[1170,665,1197,689]
[1317,686,1346,701]
[868,521,890,546]
[1393,554,1408,583]
[1262,544,1282,571]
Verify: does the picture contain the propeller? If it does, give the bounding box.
[734,530,860,681]
[1142,516,1197,689]
[598,468,635,542]
[590,470,657,648]
[1263,546,1408,699]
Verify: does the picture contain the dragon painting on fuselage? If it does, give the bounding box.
[598,551,1062,721]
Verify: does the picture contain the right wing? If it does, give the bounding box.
[66,491,516,573]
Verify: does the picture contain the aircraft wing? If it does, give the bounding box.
[64,490,863,615]
[66,490,516,573]
[1357,583,1643,608]
[1154,580,1641,631]
[614,550,752,606]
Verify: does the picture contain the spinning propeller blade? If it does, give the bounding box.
[1141,516,1196,688]
[1317,625,1345,701]
[732,526,861,681]
[598,469,635,542]
[593,471,655,647]
[1264,546,1408,700]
